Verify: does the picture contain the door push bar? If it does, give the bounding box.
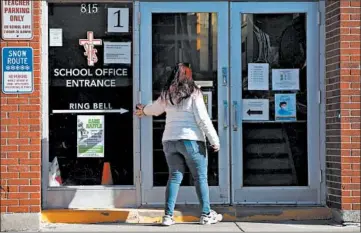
[223,100,228,129]
[232,101,238,131]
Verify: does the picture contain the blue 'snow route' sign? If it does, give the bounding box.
[2,47,33,94]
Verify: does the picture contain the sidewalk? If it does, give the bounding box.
[40,221,360,232]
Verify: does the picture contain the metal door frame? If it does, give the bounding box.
[139,1,230,205]
[230,1,322,204]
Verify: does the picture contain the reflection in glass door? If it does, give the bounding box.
[231,2,321,204]
[140,2,229,205]
[152,13,219,187]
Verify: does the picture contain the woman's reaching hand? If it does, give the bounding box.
[134,104,146,117]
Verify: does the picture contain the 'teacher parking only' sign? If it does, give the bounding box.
[2,47,34,94]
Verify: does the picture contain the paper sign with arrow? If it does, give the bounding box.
[242,99,269,121]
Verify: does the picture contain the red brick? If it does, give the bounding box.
[7,166,30,172]
[19,131,40,138]
[20,172,40,179]
[19,145,40,151]
[1,165,7,172]
[19,105,40,112]
[352,190,361,196]
[350,1,361,7]
[2,118,19,125]
[6,42,29,46]
[7,179,30,185]
[30,206,41,212]
[7,139,29,145]
[7,186,19,192]
[343,197,360,203]
[351,176,361,183]
[1,200,19,206]
[1,159,18,165]
[7,152,29,159]
[30,179,41,185]
[19,199,40,205]
[29,125,40,132]
[341,204,352,210]
[7,112,29,118]
[341,21,361,28]
[29,98,40,104]
[19,186,40,192]
[30,166,41,172]
[19,118,40,125]
[8,193,29,199]
[1,173,19,179]
[30,152,40,158]
[1,132,18,138]
[19,158,41,165]
[1,146,18,152]
[7,98,28,104]
[342,176,351,183]
[29,112,40,118]
[7,206,29,213]
[7,125,29,132]
[342,184,360,190]
[350,14,360,20]
[29,192,40,199]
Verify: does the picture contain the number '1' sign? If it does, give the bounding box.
[107,8,129,33]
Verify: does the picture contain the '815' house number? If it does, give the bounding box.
[80,4,98,14]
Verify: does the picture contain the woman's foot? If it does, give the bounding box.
[200,210,223,225]
[161,215,175,226]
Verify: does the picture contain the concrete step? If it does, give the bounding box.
[243,174,294,186]
[41,206,332,224]
[245,158,291,170]
[245,128,284,140]
[245,143,288,154]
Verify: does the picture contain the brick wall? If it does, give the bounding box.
[0,1,42,214]
[325,0,360,211]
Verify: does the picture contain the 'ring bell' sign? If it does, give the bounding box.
[2,47,34,94]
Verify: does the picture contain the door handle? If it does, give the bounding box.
[232,101,238,131]
[222,67,227,86]
[223,100,228,129]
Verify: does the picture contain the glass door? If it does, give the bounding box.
[140,2,230,205]
[230,2,321,204]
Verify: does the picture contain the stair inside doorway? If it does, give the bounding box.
[243,123,306,186]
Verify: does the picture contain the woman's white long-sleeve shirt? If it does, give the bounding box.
[143,91,220,146]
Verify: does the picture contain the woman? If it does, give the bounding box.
[135,63,222,226]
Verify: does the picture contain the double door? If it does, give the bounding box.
[139,1,321,205]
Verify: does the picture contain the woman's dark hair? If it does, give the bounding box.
[161,63,200,105]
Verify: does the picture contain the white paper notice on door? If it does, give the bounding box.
[272,69,300,90]
[242,99,269,121]
[49,28,63,47]
[104,42,131,64]
[247,63,269,90]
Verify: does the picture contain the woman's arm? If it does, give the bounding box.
[142,97,166,116]
[192,91,220,147]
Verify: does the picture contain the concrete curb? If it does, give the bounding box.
[1,213,40,232]
[41,206,332,224]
